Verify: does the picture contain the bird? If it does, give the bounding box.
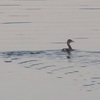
[62,39,74,54]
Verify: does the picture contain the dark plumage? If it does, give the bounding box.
[62,39,74,54]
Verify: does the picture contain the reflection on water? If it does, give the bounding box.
[1,49,100,91]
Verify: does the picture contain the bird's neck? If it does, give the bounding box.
[67,43,72,50]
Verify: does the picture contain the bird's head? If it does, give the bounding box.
[67,39,74,44]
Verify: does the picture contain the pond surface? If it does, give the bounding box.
[0,0,100,93]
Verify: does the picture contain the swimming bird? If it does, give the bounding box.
[62,39,74,54]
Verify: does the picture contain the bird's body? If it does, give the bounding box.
[62,39,74,54]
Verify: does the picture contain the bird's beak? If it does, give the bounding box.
[72,40,74,42]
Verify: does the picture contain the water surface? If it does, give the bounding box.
[0,0,100,93]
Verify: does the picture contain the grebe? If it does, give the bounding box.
[62,39,74,54]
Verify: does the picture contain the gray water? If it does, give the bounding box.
[0,0,100,92]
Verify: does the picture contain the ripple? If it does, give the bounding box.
[2,22,31,24]
[74,37,88,39]
[13,0,47,1]
[37,65,56,70]
[1,49,100,90]
[4,61,12,63]
[2,50,45,56]
[18,60,38,64]
[92,77,100,79]
[80,8,100,10]
[83,84,95,86]
[0,4,20,6]
[9,15,29,17]
[25,63,44,68]
[65,71,79,75]
[26,8,41,10]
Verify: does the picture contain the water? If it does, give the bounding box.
[1,49,100,91]
[0,0,100,94]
